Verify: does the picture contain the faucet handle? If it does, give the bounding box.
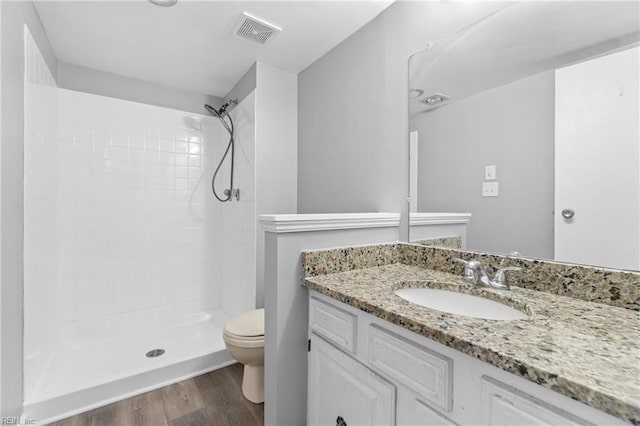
[493,266,522,285]
[453,258,474,284]
[453,258,469,266]
[453,258,487,285]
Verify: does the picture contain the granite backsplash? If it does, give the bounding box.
[301,243,640,311]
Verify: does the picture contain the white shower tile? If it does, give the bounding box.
[130,148,146,164]
[146,150,162,164]
[158,126,175,140]
[94,315,113,333]
[145,163,161,177]
[60,321,76,339]
[109,312,130,330]
[161,305,176,318]
[77,301,109,320]
[158,138,173,152]
[175,178,188,192]
[174,153,189,167]
[75,318,96,336]
[129,121,146,137]
[159,152,175,165]
[111,129,129,147]
[129,135,144,149]
[131,162,147,178]
[174,166,189,179]
[75,140,94,158]
[175,128,189,141]
[188,142,201,155]
[187,132,202,143]
[174,141,188,154]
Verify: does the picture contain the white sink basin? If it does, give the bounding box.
[394,288,528,320]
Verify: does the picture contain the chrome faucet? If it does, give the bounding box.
[453,258,521,290]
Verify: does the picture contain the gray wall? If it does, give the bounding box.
[255,62,298,310]
[0,1,57,417]
[225,63,256,104]
[297,1,510,233]
[413,71,555,259]
[57,61,224,114]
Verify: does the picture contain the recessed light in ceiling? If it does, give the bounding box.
[421,93,450,106]
[148,0,177,7]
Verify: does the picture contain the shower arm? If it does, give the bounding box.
[204,100,238,202]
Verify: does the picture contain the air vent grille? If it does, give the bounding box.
[234,12,281,46]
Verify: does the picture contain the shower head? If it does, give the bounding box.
[204,104,222,118]
[204,99,238,119]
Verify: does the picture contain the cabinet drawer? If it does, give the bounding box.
[368,325,453,412]
[481,376,594,426]
[309,297,357,353]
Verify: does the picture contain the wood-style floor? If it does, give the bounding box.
[48,363,263,426]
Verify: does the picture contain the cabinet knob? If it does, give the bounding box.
[561,208,575,219]
[336,415,347,426]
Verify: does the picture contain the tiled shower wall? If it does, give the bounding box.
[54,89,256,337]
[24,25,256,396]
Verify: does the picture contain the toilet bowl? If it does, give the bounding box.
[223,308,265,403]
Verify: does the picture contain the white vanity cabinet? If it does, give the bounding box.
[307,292,629,426]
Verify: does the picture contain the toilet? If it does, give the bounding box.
[223,308,265,403]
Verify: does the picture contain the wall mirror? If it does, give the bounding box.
[409,1,640,271]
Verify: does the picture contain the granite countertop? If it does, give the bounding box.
[303,263,640,424]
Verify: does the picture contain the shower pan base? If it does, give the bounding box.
[23,310,234,424]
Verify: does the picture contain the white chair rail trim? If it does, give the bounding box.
[259,213,401,233]
[410,212,472,226]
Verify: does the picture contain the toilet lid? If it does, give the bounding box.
[225,308,264,337]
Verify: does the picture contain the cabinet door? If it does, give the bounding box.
[308,334,396,426]
[481,376,592,426]
[397,393,458,426]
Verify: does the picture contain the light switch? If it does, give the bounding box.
[485,165,496,180]
[482,182,499,197]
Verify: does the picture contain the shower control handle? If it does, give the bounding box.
[223,188,240,201]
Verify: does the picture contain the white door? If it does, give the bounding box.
[307,334,396,426]
[555,46,639,270]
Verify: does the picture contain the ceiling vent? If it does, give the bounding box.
[233,12,282,46]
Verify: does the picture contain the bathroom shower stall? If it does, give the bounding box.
[22,27,257,421]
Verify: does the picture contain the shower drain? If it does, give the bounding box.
[146,349,165,358]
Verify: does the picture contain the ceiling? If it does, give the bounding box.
[34,0,394,97]
[410,1,640,116]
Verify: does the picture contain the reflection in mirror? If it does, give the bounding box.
[409,2,640,271]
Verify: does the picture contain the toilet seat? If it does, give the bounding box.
[225,308,264,336]
[223,308,264,349]
[223,331,264,348]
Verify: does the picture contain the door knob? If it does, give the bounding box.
[561,209,575,219]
